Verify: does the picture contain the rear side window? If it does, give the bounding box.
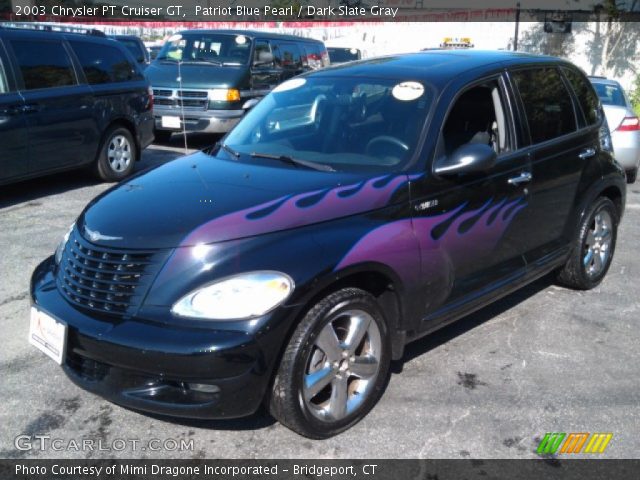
[69,41,139,84]
[512,67,577,144]
[273,42,302,70]
[562,68,600,126]
[11,40,76,90]
[117,38,146,64]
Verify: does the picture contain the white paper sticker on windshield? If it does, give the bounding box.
[273,78,306,93]
[235,35,247,45]
[392,81,424,101]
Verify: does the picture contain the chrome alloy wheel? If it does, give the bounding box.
[107,135,132,172]
[302,309,382,422]
[583,209,613,277]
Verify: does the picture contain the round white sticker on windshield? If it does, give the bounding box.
[392,81,424,101]
[235,35,247,45]
[273,78,306,93]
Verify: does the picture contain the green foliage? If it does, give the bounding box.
[630,74,640,117]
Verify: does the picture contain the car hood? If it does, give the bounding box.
[146,62,248,89]
[78,152,413,249]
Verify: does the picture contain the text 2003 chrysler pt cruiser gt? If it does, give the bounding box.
[31,51,626,438]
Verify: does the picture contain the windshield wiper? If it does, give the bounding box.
[215,142,240,159]
[250,152,335,172]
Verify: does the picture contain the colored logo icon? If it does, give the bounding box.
[537,433,613,455]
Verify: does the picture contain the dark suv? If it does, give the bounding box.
[30,51,625,438]
[0,27,154,184]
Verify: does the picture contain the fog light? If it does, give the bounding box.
[187,383,220,394]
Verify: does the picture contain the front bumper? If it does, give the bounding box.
[153,106,244,134]
[30,257,294,419]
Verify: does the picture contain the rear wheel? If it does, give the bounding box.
[269,288,391,439]
[94,126,137,182]
[626,168,637,184]
[557,196,618,290]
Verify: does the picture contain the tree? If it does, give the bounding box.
[630,74,640,117]
[587,0,640,77]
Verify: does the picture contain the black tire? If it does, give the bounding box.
[269,288,391,439]
[95,126,137,182]
[556,196,618,290]
[154,129,173,143]
[626,168,637,184]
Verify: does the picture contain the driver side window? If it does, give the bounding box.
[440,79,511,158]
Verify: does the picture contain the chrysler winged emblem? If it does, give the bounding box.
[84,226,122,242]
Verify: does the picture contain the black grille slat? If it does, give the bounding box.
[57,229,165,317]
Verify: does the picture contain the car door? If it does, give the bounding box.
[412,74,532,327]
[250,39,281,94]
[508,66,587,266]
[0,38,29,182]
[6,35,96,174]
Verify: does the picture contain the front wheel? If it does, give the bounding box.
[95,127,137,182]
[269,288,391,438]
[557,196,618,290]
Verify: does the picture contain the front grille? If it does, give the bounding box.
[152,87,209,110]
[153,89,172,97]
[57,228,165,316]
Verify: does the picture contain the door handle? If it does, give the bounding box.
[20,104,39,114]
[508,172,532,186]
[579,148,596,160]
[0,104,23,116]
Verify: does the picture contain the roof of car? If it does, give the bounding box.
[588,76,622,86]
[177,29,324,44]
[0,26,117,44]
[311,50,574,86]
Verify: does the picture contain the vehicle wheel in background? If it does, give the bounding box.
[95,126,137,182]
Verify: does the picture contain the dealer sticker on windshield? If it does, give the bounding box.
[29,307,67,365]
[392,81,424,101]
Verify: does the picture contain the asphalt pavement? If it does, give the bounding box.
[1,135,639,459]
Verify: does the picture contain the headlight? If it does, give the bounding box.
[54,224,74,265]
[171,271,294,320]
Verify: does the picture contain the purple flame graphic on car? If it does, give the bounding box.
[179,174,416,246]
[336,197,527,285]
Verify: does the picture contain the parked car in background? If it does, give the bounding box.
[110,34,150,67]
[0,26,154,184]
[327,47,361,64]
[589,76,640,183]
[146,30,329,141]
[31,51,625,438]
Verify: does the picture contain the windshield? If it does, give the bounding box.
[157,33,252,65]
[592,82,627,107]
[328,48,360,63]
[223,76,432,172]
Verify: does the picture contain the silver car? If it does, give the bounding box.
[589,76,640,183]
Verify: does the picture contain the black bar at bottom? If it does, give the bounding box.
[2,459,639,480]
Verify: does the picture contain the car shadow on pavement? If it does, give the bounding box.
[393,273,555,373]
[0,170,102,210]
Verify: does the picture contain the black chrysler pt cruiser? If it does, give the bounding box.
[30,51,626,438]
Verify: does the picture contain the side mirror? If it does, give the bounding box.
[253,51,274,67]
[434,143,497,176]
